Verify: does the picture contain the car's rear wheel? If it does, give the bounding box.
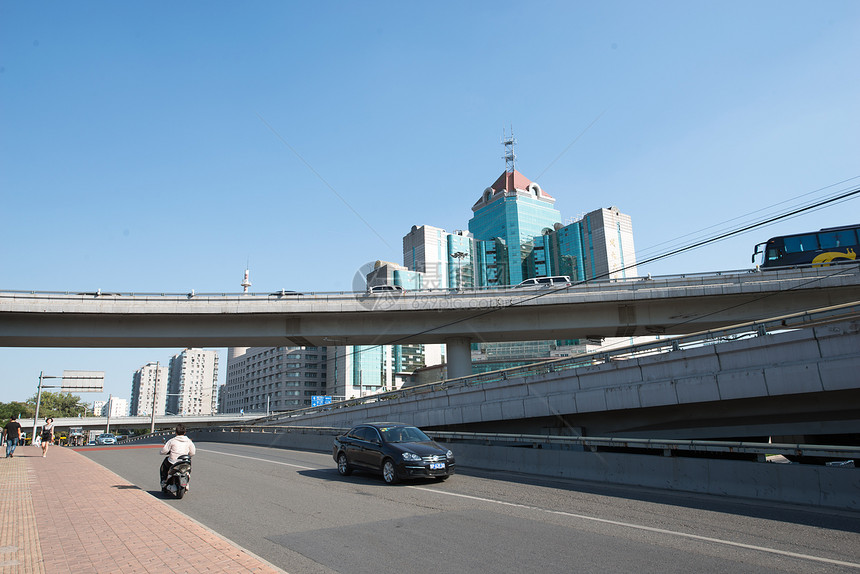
[382,459,399,484]
[337,453,352,476]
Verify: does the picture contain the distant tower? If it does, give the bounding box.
[241,268,251,293]
[229,267,252,363]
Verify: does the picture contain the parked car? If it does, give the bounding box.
[95,433,117,445]
[333,422,454,484]
[367,284,404,294]
[515,275,571,288]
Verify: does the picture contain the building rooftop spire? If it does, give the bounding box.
[241,268,251,293]
[502,126,516,173]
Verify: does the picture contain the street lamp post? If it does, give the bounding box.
[150,361,160,434]
[33,371,49,438]
[105,394,112,434]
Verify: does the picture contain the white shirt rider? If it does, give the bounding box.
[160,433,196,463]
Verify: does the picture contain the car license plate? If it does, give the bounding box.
[429,462,445,470]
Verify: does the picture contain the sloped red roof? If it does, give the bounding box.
[472,170,554,210]
[491,170,531,194]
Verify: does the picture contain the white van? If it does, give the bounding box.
[515,276,572,288]
[368,284,404,294]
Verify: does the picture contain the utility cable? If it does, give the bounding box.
[257,181,860,398]
[636,175,860,258]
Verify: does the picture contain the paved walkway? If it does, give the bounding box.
[0,446,286,574]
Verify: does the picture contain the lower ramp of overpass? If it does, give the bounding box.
[267,317,860,441]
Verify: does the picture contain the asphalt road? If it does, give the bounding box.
[79,442,860,574]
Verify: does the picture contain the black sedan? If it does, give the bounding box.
[332,422,455,484]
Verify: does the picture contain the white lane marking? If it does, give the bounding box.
[409,487,860,569]
[198,448,316,471]
[196,449,859,569]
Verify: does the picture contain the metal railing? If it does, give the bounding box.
[1,261,856,302]
[188,425,859,464]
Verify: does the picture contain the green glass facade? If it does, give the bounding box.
[469,191,561,285]
[447,233,475,289]
[474,237,508,287]
[525,220,586,281]
[352,345,385,393]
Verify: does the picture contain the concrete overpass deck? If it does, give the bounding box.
[1,264,858,347]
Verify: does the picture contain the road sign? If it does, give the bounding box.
[61,370,105,392]
[311,395,332,407]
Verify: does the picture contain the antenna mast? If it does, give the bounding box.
[502,126,517,173]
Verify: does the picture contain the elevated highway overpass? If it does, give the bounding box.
[1,264,859,378]
[252,306,860,442]
[17,413,247,435]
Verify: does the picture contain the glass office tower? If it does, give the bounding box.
[469,170,562,285]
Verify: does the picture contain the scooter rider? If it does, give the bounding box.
[160,424,196,488]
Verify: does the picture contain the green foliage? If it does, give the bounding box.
[27,391,87,419]
[0,401,33,425]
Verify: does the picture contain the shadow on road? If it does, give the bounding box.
[459,467,860,533]
[297,467,450,488]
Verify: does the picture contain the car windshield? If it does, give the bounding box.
[379,426,431,443]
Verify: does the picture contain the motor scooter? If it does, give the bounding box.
[162,454,192,499]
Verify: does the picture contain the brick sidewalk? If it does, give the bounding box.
[0,446,286,574]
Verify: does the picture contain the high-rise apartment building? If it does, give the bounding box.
[167,348,219,415]
[222,346,328,413]
[102,396,128,418]
[130,362,168,416]
[536,206,637,281]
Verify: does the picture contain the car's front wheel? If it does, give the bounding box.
[337,453,352,476]
[382,459,399,484]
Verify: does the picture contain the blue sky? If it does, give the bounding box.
[1,1,858,404]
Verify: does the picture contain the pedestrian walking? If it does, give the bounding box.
[41,418,55,457]
[3,416,23,458]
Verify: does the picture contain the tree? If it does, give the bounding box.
[27,391,87,419]
[0,401,33,425]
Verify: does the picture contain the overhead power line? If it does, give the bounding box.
[265,179,860,388]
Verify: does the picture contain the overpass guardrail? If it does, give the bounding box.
[3,261,857,302]
[159,425,859,466]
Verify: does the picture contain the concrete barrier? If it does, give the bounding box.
[257,320,860,439]
[190,427,337,453]
[188,428,860,511]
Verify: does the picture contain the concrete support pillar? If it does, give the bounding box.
[445,337,472,380]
